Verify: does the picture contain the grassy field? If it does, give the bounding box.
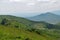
[0,25,60,40]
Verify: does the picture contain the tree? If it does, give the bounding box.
[1,18,10,25]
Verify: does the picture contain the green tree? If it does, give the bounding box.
[1,18,10,25]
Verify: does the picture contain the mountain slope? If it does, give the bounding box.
[0,15,59,29]
[0,25,60,40]
[27,12,60,24]
[0,15,60,40]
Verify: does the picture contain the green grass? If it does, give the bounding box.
[0,25,45,40]
[0,25,60,40]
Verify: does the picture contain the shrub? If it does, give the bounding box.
[16,36,21,39]
[25,38,31,40]
[1,18,11,26]
[27,28,35,32]
[35,30,41,35]
[15,25,19,28]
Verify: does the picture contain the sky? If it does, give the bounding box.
[0,0,60,17]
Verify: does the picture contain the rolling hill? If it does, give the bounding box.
[0,15,60,40]
[27,12,60,24]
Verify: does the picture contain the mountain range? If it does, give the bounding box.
[27,12,60,24]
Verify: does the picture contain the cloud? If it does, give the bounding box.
[27,2,35,6]
[0,0,60,17]
[37,0,50,1]
[10,0,21,2]
[9,0,35,2]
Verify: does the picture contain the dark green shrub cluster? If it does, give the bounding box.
[15,25,19,28]
[1,18,10,26]
[16,36,21,39]
[25,38,31,40]
[27,28,35,32]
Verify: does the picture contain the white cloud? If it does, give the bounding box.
[0,0,60,17]
[37,0,57,3]
[10,0,21,2]
[37,0,50,1]
[27,2,35,6]
[9,0,35,2]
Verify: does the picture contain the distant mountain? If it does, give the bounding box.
[27,12,60,24]
[52,10,60,15]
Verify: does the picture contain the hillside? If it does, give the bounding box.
[27,12,60,24]
[0,15,60,40]
[0,15,60,29]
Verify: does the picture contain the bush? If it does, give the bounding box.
[16,36,21,39]
[27,28,35,32]
[15,25,19,28]
[35,30,41,35]
[25,38,31,40]
[1,18,7,25]
[1,18,10,26]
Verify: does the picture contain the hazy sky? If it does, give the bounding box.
[0,0,60,17]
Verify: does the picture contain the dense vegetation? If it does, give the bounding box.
[0,15,60,40]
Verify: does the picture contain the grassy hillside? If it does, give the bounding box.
[0,15,60,40]
[0,25,60,40]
